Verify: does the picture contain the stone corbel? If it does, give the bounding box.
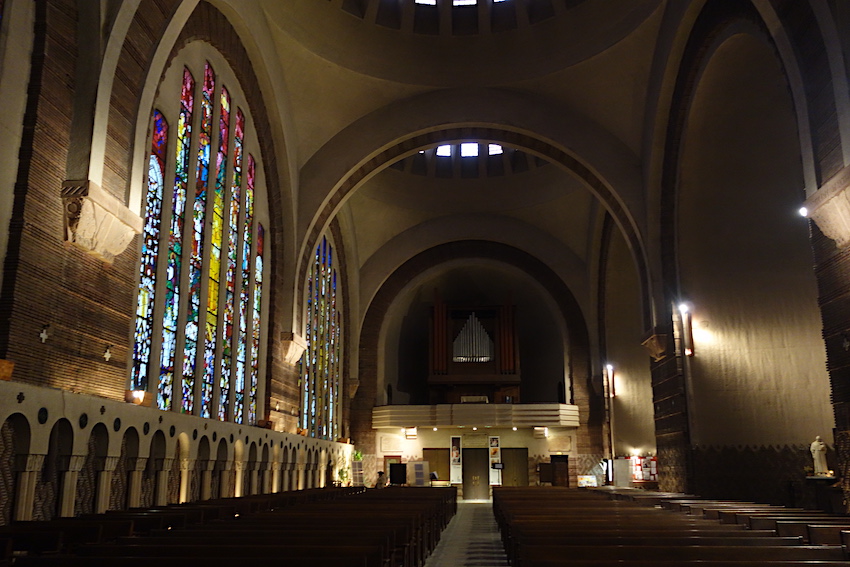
[62,180,143,262]
[280,332,308,366]
[803,166,850,247]
[641,332,667,362]
[348,378,360,399]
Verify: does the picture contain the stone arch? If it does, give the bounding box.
[214,437,229,498]
[74,422,108,516]
[296,89,652,333]
[656,0,833,495]
[245,441,258,496]
[110,427,139,510]
[34,418,73,520]
[192,435,210,502]
[355,240,595,479]
[0,413,31,524]
[142,430,167,507]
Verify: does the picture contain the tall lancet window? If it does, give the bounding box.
[131,56,267,424]
[300,236,342,440]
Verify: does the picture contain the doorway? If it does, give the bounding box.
[462,448,489,500]
[500,448,529,486]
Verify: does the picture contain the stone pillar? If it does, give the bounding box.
[200,460,214,501]
[271,461,281,493]
[219,462,234,498]
[58,455,86,517]
[233,460,245,497]
[281,463,291,492]
[94,456,120,513]
[296,463,306,490]
[14,454,45,521]
[179,458,193,504]
[154,458,173,506]
[126,458,148,508]
[248,462,260,496]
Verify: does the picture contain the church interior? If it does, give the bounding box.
[2,0,850,540]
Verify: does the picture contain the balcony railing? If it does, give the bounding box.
[372,403,579,429]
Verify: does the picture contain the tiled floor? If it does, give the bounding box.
[424,500,510,567]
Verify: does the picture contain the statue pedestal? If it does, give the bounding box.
[804,476,840,513]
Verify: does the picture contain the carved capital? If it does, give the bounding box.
[62,180,143,262]
[280,332,308,366]
[641,333,667,362]
[96,456,121,472]
[15,454,45,472]
[804,166,850,247]
[127,457,148,472]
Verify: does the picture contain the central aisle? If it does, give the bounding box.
[424,500,511,567]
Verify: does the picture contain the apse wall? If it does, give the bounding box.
[677,32,831,500]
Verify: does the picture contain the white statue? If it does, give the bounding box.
[810,436,829,476]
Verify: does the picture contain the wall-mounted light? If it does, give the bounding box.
[432,427,438,431]
[125,389,147,405]
[404,427,417,439]
[512,427,517,431]
[533,426,548,439]
[799,206,809,217]
[605,364,616,398]
[678,302,695,356]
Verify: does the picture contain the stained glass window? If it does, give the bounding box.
[132,59,266,425]
[220,108,243,422]
[132,111,169,392]
[158,68,195,411]
[300,236,342,440]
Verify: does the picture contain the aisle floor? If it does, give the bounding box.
[424,500,511,567]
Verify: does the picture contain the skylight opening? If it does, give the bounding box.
[488,144,503,155]
[436,145,452,157]
[460,143,479,157]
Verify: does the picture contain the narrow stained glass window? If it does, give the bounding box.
[158,68,195,411]
[250,222,265,425]
[181,63,214,414]
[300,236,341,440]
[132,110,169,392]
[220,108,244,421]
[206,85,230,420]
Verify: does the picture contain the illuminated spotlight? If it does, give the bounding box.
[433,427,438,431]
[799,207,809,217]
[678,303,689,314]
[512,427,517,431]
[472,427,478,431]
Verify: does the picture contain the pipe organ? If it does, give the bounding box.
[429,294,521,404]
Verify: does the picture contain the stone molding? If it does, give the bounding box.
[804,166,850,247]
[62,180,143,262]
[280,332,308,366]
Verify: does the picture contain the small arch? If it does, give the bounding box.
[35,418,73,520]
[110,427,139,511]
[0,413,32,525]
[74,422,108,515]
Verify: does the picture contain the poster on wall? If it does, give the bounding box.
[450,436,462,484]
[489,436,501,485]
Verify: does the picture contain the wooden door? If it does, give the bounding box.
[462,448,489,500]
[423,448,450,482]
[500,448,529,486]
